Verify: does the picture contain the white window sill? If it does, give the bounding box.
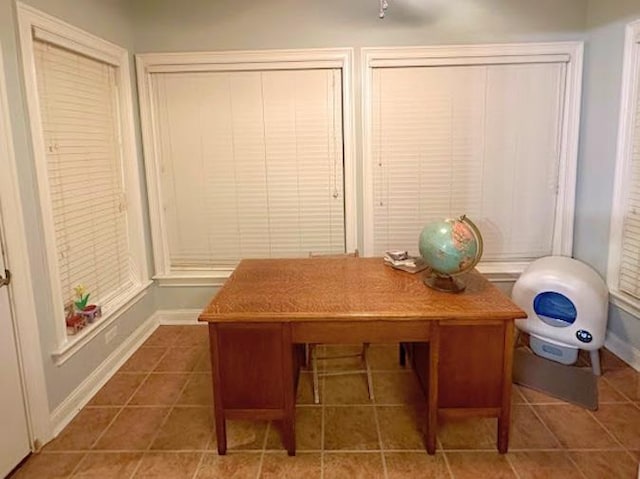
[477,261,528,282]
[153,261,526,287]
[51,280,153,365]
[154,270,232,287]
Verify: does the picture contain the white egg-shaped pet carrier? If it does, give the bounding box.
[512,256,608,375]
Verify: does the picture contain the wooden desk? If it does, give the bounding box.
[198,257,526,456]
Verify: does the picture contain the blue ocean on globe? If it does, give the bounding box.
[418,218,480,276]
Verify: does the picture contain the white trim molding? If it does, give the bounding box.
[604,330,640,372]
[17,3,150,352]
[50,309,206,435]
[136,48,356,286]
[155,309,202,325]
[607,19,640,317]
[361,42,583,275]
[50,312,159,435]
[0,44,51,449]
[154,272,229,288]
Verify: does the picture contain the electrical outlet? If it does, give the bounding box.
[105,326,118,344]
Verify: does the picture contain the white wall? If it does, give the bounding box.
[576,0,640,356]
[132,0,586,51]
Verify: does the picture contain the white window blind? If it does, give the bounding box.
[618,62,640,299]
[33,39,132,309]
[371,63,564,261]
[151,68,345,268]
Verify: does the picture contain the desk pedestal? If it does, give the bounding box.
[208,319,513,455]
[208,323,300,455]
[412,320,515,453]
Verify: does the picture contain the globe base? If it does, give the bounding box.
[423,273,466,293]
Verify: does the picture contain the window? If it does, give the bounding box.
[362,44,583,276]
[608,19,640,313]
[136,50,355,285]
[18,5,149,353]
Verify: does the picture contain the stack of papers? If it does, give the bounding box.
[384,251,416,266]
[383,251,429,274]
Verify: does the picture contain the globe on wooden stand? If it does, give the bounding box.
[418,215,484,293]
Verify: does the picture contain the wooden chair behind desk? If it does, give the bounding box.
[307,250,374,404]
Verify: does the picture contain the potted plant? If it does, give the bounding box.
[65,302,86,335]
[74,285,102,323]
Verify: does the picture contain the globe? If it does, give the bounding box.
[418,215,484,293]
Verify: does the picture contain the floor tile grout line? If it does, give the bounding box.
[128,374,196,408]
[43,447,543,454]
[109,404,211,409]
[622,448,640,463]
[255,422,270,479]
[122,347,171,407]
[201,398,215,456]
[85,363,157,450]
[129,328,208,477]
[586,405,631,452]
[320,373,326,479]
[371,394,388,479]
[322,449,392,455]
[518,400,565,406]
[524,402,563,450]
[565,452,592,479]
[189,351,211,479]
[66,339,174,478]
[189,451,207,479]
[310,402,419,407]
[138,406,173,452]
[141,359,199,454]
[503,451,523,479]
[440,448,454,479]
[419,447,634,453]
[125,451,146,479]
[601,374,637,404]
[353,446,634,453]
[62,450,90,479]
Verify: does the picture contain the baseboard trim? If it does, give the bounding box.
[604,331,640,371]
[49,312,160,436]
[156,309,201,325]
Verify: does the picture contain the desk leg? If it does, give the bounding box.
[208,324,227,455]
[281,324,296,456]
[426,324,439,455]
[497,320,515,454]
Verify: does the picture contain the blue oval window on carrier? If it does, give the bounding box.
[533,292,577,328]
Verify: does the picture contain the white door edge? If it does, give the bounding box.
[0,46,51,447]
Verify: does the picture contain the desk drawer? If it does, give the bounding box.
[438,323,506,408]
[211,323,289,409]
[292,320,431,343]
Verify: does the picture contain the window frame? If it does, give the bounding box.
[361,42,583,279]
[17,3,151,362]
[608,19,640,316]
[136,48,356,286]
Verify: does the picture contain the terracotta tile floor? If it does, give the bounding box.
[10,325,640,478]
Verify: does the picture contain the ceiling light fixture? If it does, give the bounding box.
[379,0,389,18]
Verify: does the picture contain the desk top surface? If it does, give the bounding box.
[198,257,526,323]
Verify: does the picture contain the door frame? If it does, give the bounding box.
[0,47,51,448]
